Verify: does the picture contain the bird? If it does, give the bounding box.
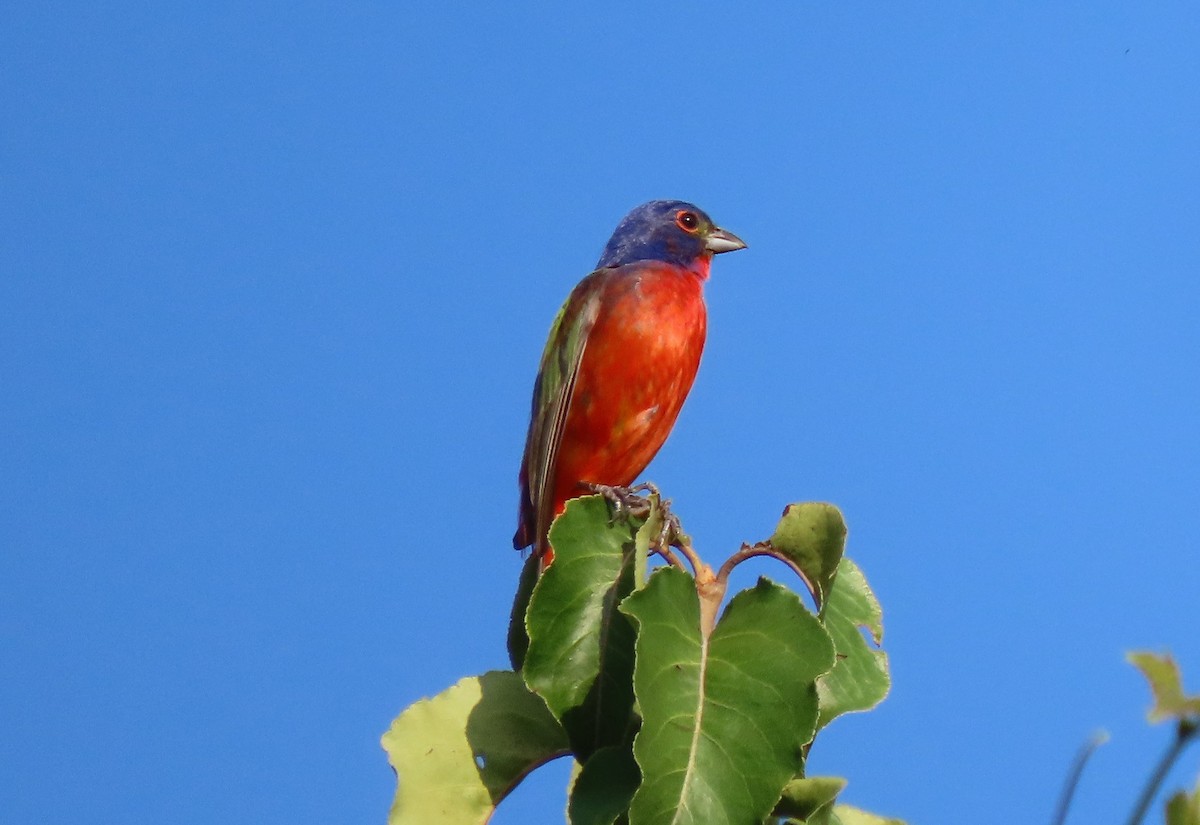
[513,200,746,567]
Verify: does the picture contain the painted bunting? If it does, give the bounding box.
[513,200,746,566]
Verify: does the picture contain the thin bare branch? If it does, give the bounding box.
[717,542,812,593]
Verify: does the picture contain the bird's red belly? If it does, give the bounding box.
[550,270,707,511]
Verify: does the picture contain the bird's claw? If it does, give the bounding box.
[584,481,659,525]
[657,508,683,550]
[584,482,683,554]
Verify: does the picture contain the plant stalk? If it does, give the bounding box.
[1050,731,1107,825]
[1124,718,1199,825]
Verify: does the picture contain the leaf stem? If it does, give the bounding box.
[672,536,706,580]
[1050,731,1108,825]
[716,543,814,595]
[1124,717,1200,825]
[695,564,725,638]
[653,543,686,571]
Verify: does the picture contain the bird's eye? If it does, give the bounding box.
[675,211,700,232]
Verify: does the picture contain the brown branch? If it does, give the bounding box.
[672,536,706,580]
[652,543,686,571]
[716,542,816,600]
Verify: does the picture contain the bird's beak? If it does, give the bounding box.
[705,227,747,254]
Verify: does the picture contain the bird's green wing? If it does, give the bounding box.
[515,270,606,555]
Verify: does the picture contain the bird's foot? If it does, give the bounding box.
[584,481,660,524]
[641,502,686,564]
[585,481,683,549]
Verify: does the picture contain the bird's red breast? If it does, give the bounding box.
[547,260,708,515]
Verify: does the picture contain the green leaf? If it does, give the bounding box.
[524,495,641,757]
[381,670,569,825]
[620,569,836,825]
[632,493,664,589]
[1127,651,1200,723]
[507,554,539,671]
[773,775,847,822]
[1166,780,1200,825]
[816,558,890,730]
[569,746,640,825]
[829,804,907,825]
[767,503,847,610]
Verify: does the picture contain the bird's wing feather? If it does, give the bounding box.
[515,270,606,554]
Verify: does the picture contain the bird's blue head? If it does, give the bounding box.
[596,200,746,273]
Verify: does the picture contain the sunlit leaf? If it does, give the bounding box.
[1127,651,1200,723]
[773,775,847,823]
[767,502,847,610]
[817,558,890,729]
[830,803,907,825]
[381,671,568,825]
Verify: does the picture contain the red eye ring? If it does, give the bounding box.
[675,210,700,232]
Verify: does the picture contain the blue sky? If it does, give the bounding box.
[3,3,1199,823]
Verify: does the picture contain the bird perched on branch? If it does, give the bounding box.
[513,200,746,567]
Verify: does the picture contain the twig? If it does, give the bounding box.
[716,542,813,594]
[652,543,686,571]
[673,535,705,580]
[1124,718,1199,825]
[1050,731,1108,825]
